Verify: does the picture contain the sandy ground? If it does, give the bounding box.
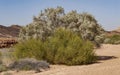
[1,44,120,75]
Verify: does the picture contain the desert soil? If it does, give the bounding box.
[1,44,120,75]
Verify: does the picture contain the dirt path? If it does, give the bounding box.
[1,44,120,75]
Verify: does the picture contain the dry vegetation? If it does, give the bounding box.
[0,7,120,75]
[0,44,120,75]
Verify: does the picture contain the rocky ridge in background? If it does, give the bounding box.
[0,25,21,48]
[0,25,21,38]
[106,27,120,36]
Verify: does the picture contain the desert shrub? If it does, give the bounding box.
[45,28,96,65]
[104,35,120,44]
[8,58,50,72]
[14,39,45,60]
[14,28,96,65]
[19,7,104,48]
[1,48,16,66]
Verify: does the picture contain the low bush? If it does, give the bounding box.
[104,35,120,44]
[14,39,45,60]
[8,58,50,72]
[14,28,96,65]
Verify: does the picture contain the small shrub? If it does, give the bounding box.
[104,35,120,44]
[8,58,50,72]
[1,48,16,66]
[14,39,45,60]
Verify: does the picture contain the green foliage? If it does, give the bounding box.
[19,7,104,47]
[15,28,96,65]
[45,28,96,65]
[104,35,120,44]
[14,39,45,60]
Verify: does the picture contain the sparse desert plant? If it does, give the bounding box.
[8,58,50,72]
[0,48,16,66]
[104,34,120,44]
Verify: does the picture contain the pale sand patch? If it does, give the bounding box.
[1,44,120,75]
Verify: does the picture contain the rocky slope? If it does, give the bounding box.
[0,25,21,38]
[105,27,120,36]
[114,27,120,32]
[0,25,21,48]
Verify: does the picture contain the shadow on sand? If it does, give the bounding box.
[96,56,117,61]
